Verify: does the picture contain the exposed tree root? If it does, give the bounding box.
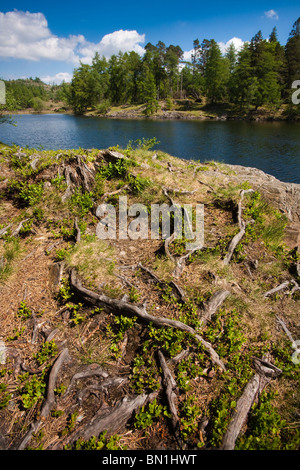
[63,391,159,448]
[220,356,282,450]
[69,269,226,371]
[157,350,183,448]
[200,289,231,327]
[223,189,253,265]
[264,279,300,298]
[18,348,70,450]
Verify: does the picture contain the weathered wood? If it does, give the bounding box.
[220,356,282,450]
[74,217,81,243]
[157,350,182,445]
[18,348,69,450]
[0,223,12,238]
[223,189,254,265]
[70,269,226,371]
[264,280,290,298]
[66,391,159,446]
[200,289,231,327]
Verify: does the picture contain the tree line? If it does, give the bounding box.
[1,17,300,118]
[65,18,300,116]
[0,77,64,113]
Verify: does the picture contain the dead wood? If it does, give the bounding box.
[198,180,215,192]
[18,348,70,450]
[11,219,30,237]
[220,356,282,450]
[163,187,197,197]
[137,262,185,303]
[74,217,81,243]
[157,350,183,447]
[223,189,253,266]
[64,391,159,447]
[264,280,292,298]
[101,149,129,164]
[63,364,109,397]
[0,223,12,238]
[70,269,226,371]
[102,185,130,202]
[276,315,299,349]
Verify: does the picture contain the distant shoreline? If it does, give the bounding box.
[2,99,299,122]
[3,109,298,123]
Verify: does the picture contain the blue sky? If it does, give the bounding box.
[0,1,299,84]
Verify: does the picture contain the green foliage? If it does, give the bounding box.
[0,383,12,409]
[129,286,141,303]
[130,354,160,394]
[99,158,129,180]
[70,189,94,216]
[33,341,58,365]
[176,352,208,392]
[127,137,160,151]
[179,395,201,441]
[106,315,136,359]
[67,303,85,327]
[70,431,125,450]
[134,398,169,429]
[16,301,33,320]
[143,325,189,358]
[236,392,299,450]
[7,180,44,206]
[0,237,21,281]
[57,277,74,303]
[17,371,46,409]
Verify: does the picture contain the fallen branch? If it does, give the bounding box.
[264,280,290,298]
[63,364,109,397]
[101,185,130,202]
[74,217,81,243]
[220,356,282,450]
[18,348,69,450]
[276,315,299,350]
[163,187,197,197]
[70,269,226,371]
[0,223,12,239]
[198,180,214,192]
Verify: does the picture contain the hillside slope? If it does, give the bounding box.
[0,142,299,450]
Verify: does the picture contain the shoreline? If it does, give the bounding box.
[3,104,299,123]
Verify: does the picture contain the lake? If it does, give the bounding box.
[0,114,300,184]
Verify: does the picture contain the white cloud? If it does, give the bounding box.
[218,37,244,54]
[0,10,84,63]
[264,10,279,20]
[182,49,193,62]
[41,72,73,85]
[78,30,145,64]
[182,38,244,62]
[0,10,145,65]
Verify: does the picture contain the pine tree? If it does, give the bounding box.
[205,40,229,103]
[285,17,300,85]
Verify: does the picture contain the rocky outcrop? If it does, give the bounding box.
[224,164,300,248]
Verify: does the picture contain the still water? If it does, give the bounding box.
[0,114,299,184]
